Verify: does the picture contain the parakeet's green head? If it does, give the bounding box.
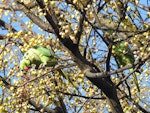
[20,59,31,71]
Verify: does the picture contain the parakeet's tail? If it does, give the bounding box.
[58,70,80,94]
[133,73,140,92]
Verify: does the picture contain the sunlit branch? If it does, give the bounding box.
[84,50,150,78]
[15,1,54,33]
[130,1,150,11]
[0,4,20,10]
[0,1,38,10]
[35,0,59,35]
[137,3,150,11]
[102,26,150,44]
[127,27,150,39]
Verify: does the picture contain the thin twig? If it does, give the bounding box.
[16,63,76,87]
[76,93,101,113]
[47,89,106,100]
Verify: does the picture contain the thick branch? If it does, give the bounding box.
[106,43,112,72]
[0,4,20,10]
[0,1,38,10]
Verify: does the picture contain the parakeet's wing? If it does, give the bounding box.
[58,69,81,95]
[23,48,41,61]
[33,45,55,57]
[23,48,42,68]
[113,40,140,92]
[113,41,135,66]
[33,45,59,67]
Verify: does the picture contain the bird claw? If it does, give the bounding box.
[39,63,47,69]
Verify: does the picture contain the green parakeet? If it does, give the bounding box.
[20,45,58,70]
[104,29,140,92]
[20,45,79,92]
[112,41,140,92]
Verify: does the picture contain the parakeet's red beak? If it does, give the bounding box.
[24,66,29,71]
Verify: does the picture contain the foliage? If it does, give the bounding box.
[0,0,150,113]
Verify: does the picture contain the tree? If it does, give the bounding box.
[0,0,150,113]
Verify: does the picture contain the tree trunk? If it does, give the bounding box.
[88,77,123,113]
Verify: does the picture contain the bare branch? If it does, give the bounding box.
[118,88,149,113]
[14,1,54,33]
[0,4,20,10]
[137,3,150,11]
[75,11,86,45]
[52,80,67,113]
[16,63,76,87]
[0,19,17,32]
[35,0,59,35]
[130,1,150,11]
[0,34,5,40]
[47,89,106,100]
[28,99,56,113]
[106,43,112,72]
[85,51,150,78]
[0,0,38,10]
[0,76,12,89]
